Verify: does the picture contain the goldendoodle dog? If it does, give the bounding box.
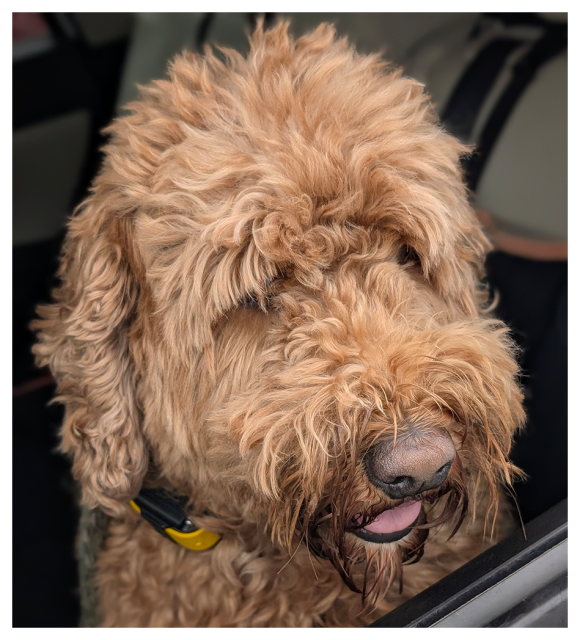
[33,23,525,626]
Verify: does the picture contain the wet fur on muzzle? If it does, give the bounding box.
[304,446,469,605]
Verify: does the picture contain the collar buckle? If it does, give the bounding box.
[130,488,220,551]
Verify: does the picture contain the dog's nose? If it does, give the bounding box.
[364,428,456,499]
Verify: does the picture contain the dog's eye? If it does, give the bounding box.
[240,273,289,311]
[240,279,278,311]
[396,245,420,268]
[241,292,261,309]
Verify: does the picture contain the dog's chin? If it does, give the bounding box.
[307,498,434,599]
[305,481,466,600]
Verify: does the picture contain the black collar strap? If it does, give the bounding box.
[130,487,220,551]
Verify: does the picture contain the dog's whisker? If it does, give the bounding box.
[276,531,306,576]
[504,482,527,540]
[303,535,320,581]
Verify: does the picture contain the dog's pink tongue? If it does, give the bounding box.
[364,501,422,534]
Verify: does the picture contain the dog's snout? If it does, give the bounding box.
[364,428,456,499]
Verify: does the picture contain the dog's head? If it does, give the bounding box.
[34,23,524,603]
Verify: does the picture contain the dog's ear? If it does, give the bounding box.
[33,205,147,515]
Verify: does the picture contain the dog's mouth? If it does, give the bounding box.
[351,499,422,544]
[306,468,467,600]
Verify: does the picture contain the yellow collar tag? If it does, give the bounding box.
[130,492,221,551]
[164,525,221,551]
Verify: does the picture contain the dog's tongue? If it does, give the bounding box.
[363,500,422,534]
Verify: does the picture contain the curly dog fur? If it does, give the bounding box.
[33,23,525,626]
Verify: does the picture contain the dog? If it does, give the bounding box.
[33,22,525,627]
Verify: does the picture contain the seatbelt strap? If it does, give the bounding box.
[441,38,522,142]
[466,24,567,191]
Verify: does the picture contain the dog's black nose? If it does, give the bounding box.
[364,427,456,499]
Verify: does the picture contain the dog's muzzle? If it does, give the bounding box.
[349,426,455,544]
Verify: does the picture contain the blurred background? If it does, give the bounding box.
[13,12,567,627]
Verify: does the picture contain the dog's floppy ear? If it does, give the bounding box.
[33,203,147,515]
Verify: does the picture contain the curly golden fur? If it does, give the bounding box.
[33,23,525,626]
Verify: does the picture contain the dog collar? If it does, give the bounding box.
[130,487,220,551]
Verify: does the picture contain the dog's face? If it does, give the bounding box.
[34,24,524,602]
